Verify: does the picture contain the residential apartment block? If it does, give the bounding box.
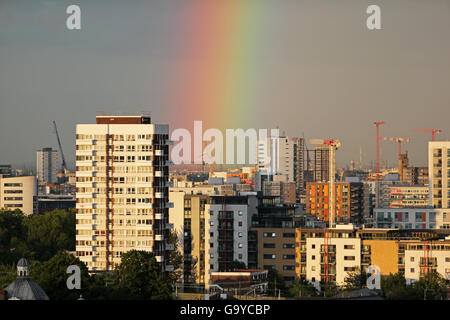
[295,226,450,290]
[0,175,37,215]
[36,147,60,184]
[306,182,365,225]
[429,141,450,208]
[387,185,429,208]
[75,111,173,272]
[374,207,450,230]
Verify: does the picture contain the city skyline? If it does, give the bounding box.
[1,0,450,169]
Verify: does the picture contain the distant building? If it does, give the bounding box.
[257,135,295,182]
[4,258,49,300]
[37,194,75,214]
[0,175,37,215]
[36,147,60,184]
[313,145,330,183]
[398,151,429,185]
[0,165,12,178]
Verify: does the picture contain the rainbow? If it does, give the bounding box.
[169,1,266,131]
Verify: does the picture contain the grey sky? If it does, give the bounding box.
[0,0,449,170]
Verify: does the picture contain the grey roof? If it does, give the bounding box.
[17,258,29,267]
[5,278,49,300]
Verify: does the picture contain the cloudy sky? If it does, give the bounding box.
[1,0,449,170]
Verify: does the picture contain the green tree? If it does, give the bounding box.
[412,271,448,300]
[166,229,183,286]
[267,268,286,297]
[30,251,91,300]
[380,272,416,300]
[344,267,368,290]
[288,277,318,298]
[0,263,16,289]
[114,250,172,300]
[321,281,339,298]
[0,209,27,264]
[24,209,75,261]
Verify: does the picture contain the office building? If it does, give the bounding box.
[75,111,173,272]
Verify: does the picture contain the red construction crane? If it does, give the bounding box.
[374,121,386,180]
[379,137,411,157]
[414,128,442,141]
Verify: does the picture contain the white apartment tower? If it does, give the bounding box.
[257,135,295,182]
[75,111,173,272]
[36,147,60,184]
[429,141,450,209]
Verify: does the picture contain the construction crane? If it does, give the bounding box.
[414,128,442,141]
[374,121,386,180]
[53,120,67,175]
[309,139,341,228]
[379,137,411,157]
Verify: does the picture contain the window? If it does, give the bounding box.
[238,232,243,238]
[210,232,214,237]
[238,243,243,248]
[344,267,356,272]
[283,243,295,249]
[312,255,316,260]
[263,232,276,238]
[238,254,243,259]
[311,266,316,271]
[410,268,415,273]
[445,257,450,262]
[283,255,295,260]
[312,277,316,282]
[264,254,276,259]
[238,221,243,227]
[410,257,415,262]
[283,265,295,271]
[312,244,316,249]
[283,233,295,238]
[210,254,214,258]
[344,256,355,261]
[264,243,276,249]
[344,244,355,249]
[238,211,243,216]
